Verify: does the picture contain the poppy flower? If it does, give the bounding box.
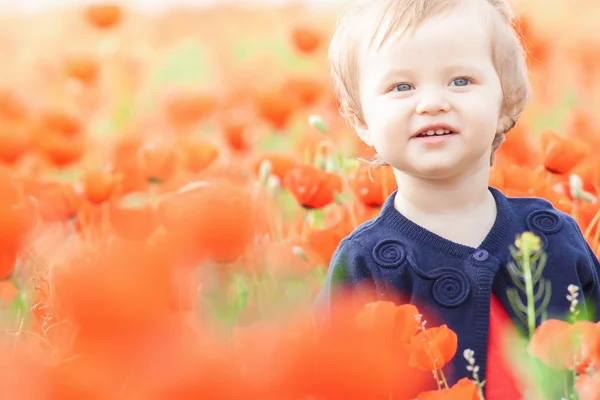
[0,119,31,164]
[157,181,256,263]
[576,373,600,400]
[502,164,546,195]
[25,180,81,223]
[349,165,397,208]
[63,55,100,85]
[222,119,250,152]
[253,151,299,181]
[164,93,217,127]
[34,110,85,167]
[290,26,323,55]
[283,163,343,209]
[540,128,590,175]
[282,77,325,108]
[254,90,296,130]
[355,301,420,344]
[0,89,28,121]
[572,321,600,373]
[138,140,178,183]
[109,135,148,194]
[417,377,479,400]
[571,158,600,194]
[0,173,37,279]
[49,240,174,341]
[83,3,123,30]
[179,138,219,173]
[80,168,120,204]
[494,123,540,168]
[528,319,576,369]
[306,204,352,262]
[408,325,458,371]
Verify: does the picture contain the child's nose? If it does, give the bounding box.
[415,88,450,115]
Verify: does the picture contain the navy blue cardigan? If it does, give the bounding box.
[315,187,600,387]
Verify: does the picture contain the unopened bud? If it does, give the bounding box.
[309,115,328,133]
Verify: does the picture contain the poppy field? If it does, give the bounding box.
[0,1,599,399]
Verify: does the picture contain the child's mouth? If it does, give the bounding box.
[415,129,457,137]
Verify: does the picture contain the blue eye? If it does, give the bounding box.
[450,77,470,87]
[393,83,413,92]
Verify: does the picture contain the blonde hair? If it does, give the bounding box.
[329,0,531,166]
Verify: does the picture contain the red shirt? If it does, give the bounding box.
[485,294,522,399]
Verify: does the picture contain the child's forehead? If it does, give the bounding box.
[359,0,492,56]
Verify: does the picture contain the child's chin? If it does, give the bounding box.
[409,160,463,179]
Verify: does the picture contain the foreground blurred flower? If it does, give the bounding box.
[158,181,256,263]
[355,302,420,344]
[528,319,576,369]
[417,378,479,400]
[109,192,157,241]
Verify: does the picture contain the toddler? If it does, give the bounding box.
[315,0,600,397]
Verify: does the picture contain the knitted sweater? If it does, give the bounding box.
[314,187,600,393]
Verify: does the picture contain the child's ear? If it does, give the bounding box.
[349,112,373,146]
[497,115,515,134]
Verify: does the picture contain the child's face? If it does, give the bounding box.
[358,1,504,180]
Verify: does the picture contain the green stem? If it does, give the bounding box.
[522,246,537,340]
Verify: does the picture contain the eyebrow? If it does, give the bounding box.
[378,64,485,81]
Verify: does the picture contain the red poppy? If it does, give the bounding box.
[540,128,590,175]
[0,89,28,121]
[0,119,31,164]
[528,319,576,369]
[282,77,325,108]
[283,163,343,209]
[0,172,37,280]
[254,90,296,130]
[179,138,219,173]
[306,204,353,262]
[34,110,86,167]
[417,377,479,400]
[349,165,397,207]
[63,55,100,85]
[222,119,250,152]
[80,168,120,204]
[83,3,123,30]
[25,180,81,223]
[290,26,323,55]
[164,93,217,127]
[138,140,178,183]
[157,181,256,263]
[253,151,299,182]
[408,325,458,371]
[355,301,420,344]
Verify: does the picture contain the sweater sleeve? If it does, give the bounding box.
[568,219,600,320]
[313,239,378,324]
[580,241,600,320]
